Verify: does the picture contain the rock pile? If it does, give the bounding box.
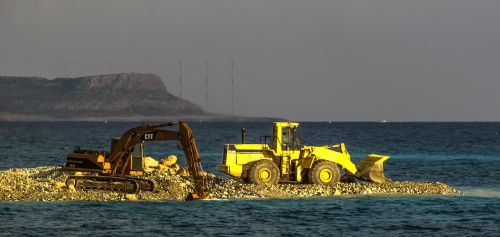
[0,166,460,202]
[144,155,187,176]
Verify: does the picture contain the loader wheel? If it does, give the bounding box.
[309,160,340,185]
[248,160,279,185]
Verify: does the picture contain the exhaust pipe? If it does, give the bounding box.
[241,128,246,144]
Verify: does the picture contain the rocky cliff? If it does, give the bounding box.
[0,73,206,121]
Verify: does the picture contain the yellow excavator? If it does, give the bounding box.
[219,122,390,185]
[62,121,210,200]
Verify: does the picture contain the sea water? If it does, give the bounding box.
[0,122,499,236]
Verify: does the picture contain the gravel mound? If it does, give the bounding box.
[0,167,460,201]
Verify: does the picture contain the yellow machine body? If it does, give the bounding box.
[219,122,390,184]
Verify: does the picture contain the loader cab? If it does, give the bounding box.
[272,122,301,154]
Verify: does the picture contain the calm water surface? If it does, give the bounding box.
[1,122,499,236]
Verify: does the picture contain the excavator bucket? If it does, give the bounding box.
[357,154,390,184]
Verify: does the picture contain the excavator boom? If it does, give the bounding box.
[179,122,210,200]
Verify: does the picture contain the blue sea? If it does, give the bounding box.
[1,122,499,236]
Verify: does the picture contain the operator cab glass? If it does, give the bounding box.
[132,142,144,158]
[131,142,144,171]
[282,127,300,150]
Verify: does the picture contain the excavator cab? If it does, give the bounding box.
[130,142,145,175]
[109,137,145,175]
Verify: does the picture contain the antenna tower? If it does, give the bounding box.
[205,60,208,111]
[231,60,235,116]
[179,59,183,98]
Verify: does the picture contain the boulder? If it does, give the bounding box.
[160,155,177,166]
[125,194,138,201]
[65,179,77,192]
[199,171,208,177]
[158,163,180,175]
[206,173,217,178]
[171,164,180,173]
[52,181,66,189]
[178,168,190,177]
[158,164,169,172]
[11,169,26,176]
[168,168,177,175]
[144,156,159,172]
[67,185,77,193]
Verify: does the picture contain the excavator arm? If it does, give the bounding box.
[178,122,210,200]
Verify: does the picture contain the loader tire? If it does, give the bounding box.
[309,160,340,185]
[248,160,279,185]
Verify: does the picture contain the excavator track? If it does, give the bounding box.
[66,175,156,194]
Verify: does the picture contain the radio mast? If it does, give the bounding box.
[179,59,183,99]
[205,60,209,111]
[231,60,235,116]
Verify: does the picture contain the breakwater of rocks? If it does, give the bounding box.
[0,167,460,201]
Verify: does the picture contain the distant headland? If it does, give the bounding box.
[0,72,277,122]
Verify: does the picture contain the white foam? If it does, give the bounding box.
[204,198,229,201]
[461,188,500,198]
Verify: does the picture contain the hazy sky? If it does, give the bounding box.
[1,0,499,121]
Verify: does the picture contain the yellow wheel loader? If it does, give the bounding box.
[219,122,390,185]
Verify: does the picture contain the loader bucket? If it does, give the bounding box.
[357,154,390,184]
